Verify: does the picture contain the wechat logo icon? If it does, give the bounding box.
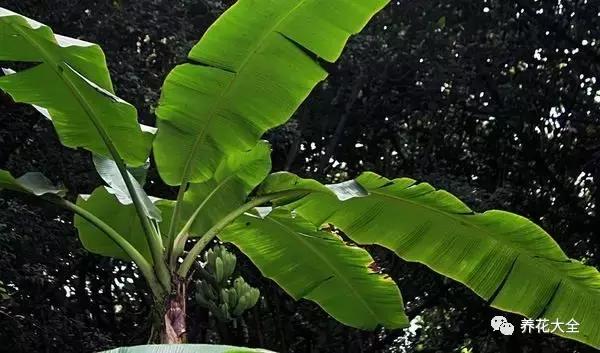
[491,316,514,336]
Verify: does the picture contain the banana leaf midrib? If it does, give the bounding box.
[172,0,309,185]
[8,21,117,158]
[263,215,381,323]
[365,187,600,295]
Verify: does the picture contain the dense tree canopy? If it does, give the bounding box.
[0,0,598,352]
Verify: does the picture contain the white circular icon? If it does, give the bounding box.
[491,316,507,331]
[491,316,514,336]
[499,322,515,336]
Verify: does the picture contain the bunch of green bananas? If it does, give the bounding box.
[222,277,260,316]
[204,245,237,285]
[194,245,260,321]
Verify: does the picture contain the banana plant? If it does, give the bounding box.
[0,1,598,351]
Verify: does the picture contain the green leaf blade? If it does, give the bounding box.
[263,172,600,348]
[0,9,113,90]
[74,187,154,264]
[0,8,150,166]
[154,0,388,185]
[0,169,65,197]
[220,208,408,330]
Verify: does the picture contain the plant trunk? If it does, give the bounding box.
[160,278,187,344]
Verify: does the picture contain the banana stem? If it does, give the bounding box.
[166,181,188,265]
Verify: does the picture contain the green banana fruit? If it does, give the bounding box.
[233,294,248,316]
[218,302,231,321]
[222,251,236,280]
[226,288,238,309]
[215,257,224,283]
[246,288,260,309]
[220,288,229,305]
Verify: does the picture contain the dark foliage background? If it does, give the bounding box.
[0,0,599,352]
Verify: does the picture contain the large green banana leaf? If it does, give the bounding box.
[2,67,156,210]
[154,0,389,185]
[100,344,274,353]
[220,208,408,330]
[259,172,600,348]
[0,8,151,166]
[75,187,154,264]
[0,169,65,197]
